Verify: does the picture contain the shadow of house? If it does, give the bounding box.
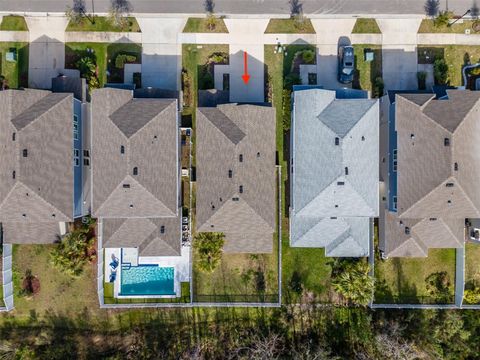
[106,38,142,84]
[28,35,67,89]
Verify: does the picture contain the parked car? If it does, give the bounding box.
[338,45,355,84]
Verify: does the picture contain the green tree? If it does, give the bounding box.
[302,49,315,64]
[76,56,100,89]
[50,228,96,277]
[425,271,452,303]
[331,261,375,306]
[194,232,225,273]
[433,58,449,85]
[433,10,453,28]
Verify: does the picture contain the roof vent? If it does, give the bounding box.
[454,162,458,171]
[330,217,337,219]
[120,145,125,154]
[22,213,26,218]
[22,149,28,157]
[444,138,450,146]
[334,204,338,208]
[410,133,415,139]
[239,154,243,162]
[345,167,349,175]
[239,185,243,193]
[429,218,437,221]
[129,204,134,208]
[12,133,15,141]
[133,167,138,176]
[445,182,454,187]
[405,227,410,235]
[123,184,130,188]
[447,200,452,205]
[12,171,15,179]
[337,181,345,186]
[228,170,232,178]
[334,137,339,146]
[257,152,260,158]
[160,225,165,234]
[52,214,56,218]
[361,136,365,141]
[232,197,239,201]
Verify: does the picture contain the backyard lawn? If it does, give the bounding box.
[0,42,28,88]
[0,16,28,31]
[353,44,383,95]
[464,242,480,304]
[418,19,478,33]
[66,16,141,32]
[65,42,141,86]
[374,248,456,304]
[265,18,315,34]
[183,17,228,33]
[352,18,381,34]
[417,45,480,86]
[11,244,99,316]
[192,234,279,303]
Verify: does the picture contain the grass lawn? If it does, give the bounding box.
[353,44,382,94]
[66,16,141,32]
[417,45,480,86]
[0,42,29,88]
[183,17,228,33]
[374,248,456,304]
[0,16,28,31]
[192,235,279,303]
[11,244,99,316]
[65,42,141,86]
[352,19,381,34]
[465,242,480,289]
[265,18,316,34]
[418,19,478,33]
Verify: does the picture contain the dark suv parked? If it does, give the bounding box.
[338,45,354,84]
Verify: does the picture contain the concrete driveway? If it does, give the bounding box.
[26,16,68,89]
[137,17,187,90]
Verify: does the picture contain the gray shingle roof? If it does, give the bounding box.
[91,88,178,219]
[0,89,74,224]
[102,217,181,256]
[290,89,379,257]
[196,104,276,253]
[2,222,62,244]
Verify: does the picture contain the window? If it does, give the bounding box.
[12,133,15,141]
[74,149,80,157]
[74,148,80,167]
[133,167,138,176]
[393,196,397,210]
[74,158,80,167]
[73,130,79,140]
[239,185,243,193]
[444,138,450,146]
[83,158,90,166]
[73,123,78,132]
[160,226,165,234]
[12,171,15,179]
[232,197,239,201]
[73,114,78,125]
[393,149,397,160]
[239,154,243,162]
[83,150,90,158]
[22,149,28,157]
[393,161,397,172]
[335,137,339,145]
[120,145,125,155]
[228,170,232,178]
[345,167,349,175]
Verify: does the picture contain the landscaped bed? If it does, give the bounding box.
[374,248,456,304]
[352,44,383,96]
[0,42,28,89]
[65,42,141,87]
[66,16,141,32]
[0,16,28,31]
[417,45,480,86]
[265,18,316,34]
[183,17,228,33]
[352,18,381,34]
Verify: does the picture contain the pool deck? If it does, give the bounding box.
[104,246,190,299]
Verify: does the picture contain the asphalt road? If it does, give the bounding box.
[0,0,475,15]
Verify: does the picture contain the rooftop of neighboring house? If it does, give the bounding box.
[102,217,181,256]
[396,91,480,219]
[195,104,276,253]
[290,88,379,257]
[0,89,74,227]
[91,87,179,219]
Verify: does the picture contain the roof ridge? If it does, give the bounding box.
[128,100,176,141]
[437,217,464,247]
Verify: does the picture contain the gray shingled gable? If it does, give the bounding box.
[398,93,434,107]
[109,98,171,138]
[11,93,71,130]
[317,99,376,138]
[198,107,245,144]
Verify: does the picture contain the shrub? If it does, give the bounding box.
[302,49,315,64]
[470,66,480,76]
[76,56,100,89]
[433,11,453,28]
[50,228,96,277]
[425,271,452,303]
[208,52,228,64]
[373,76,384,97]
[282,89,292,131]
[21,269,40,296]
[433,58,449,85]
[115,54,137,69]
[205,14,217,31]
[464,287,480,304]
[194,232,225,273]
[284,72,301,90]
[417,71,427,90]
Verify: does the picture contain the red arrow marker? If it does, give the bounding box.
[242,51,250,84]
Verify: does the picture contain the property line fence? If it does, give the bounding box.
[2,244,13,311]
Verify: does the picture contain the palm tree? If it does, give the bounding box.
[332,261,375,306]
[193,232,225,273]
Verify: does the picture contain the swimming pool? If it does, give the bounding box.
[120,265,175,296]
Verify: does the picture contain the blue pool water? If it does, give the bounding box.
[120,266,175,296]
